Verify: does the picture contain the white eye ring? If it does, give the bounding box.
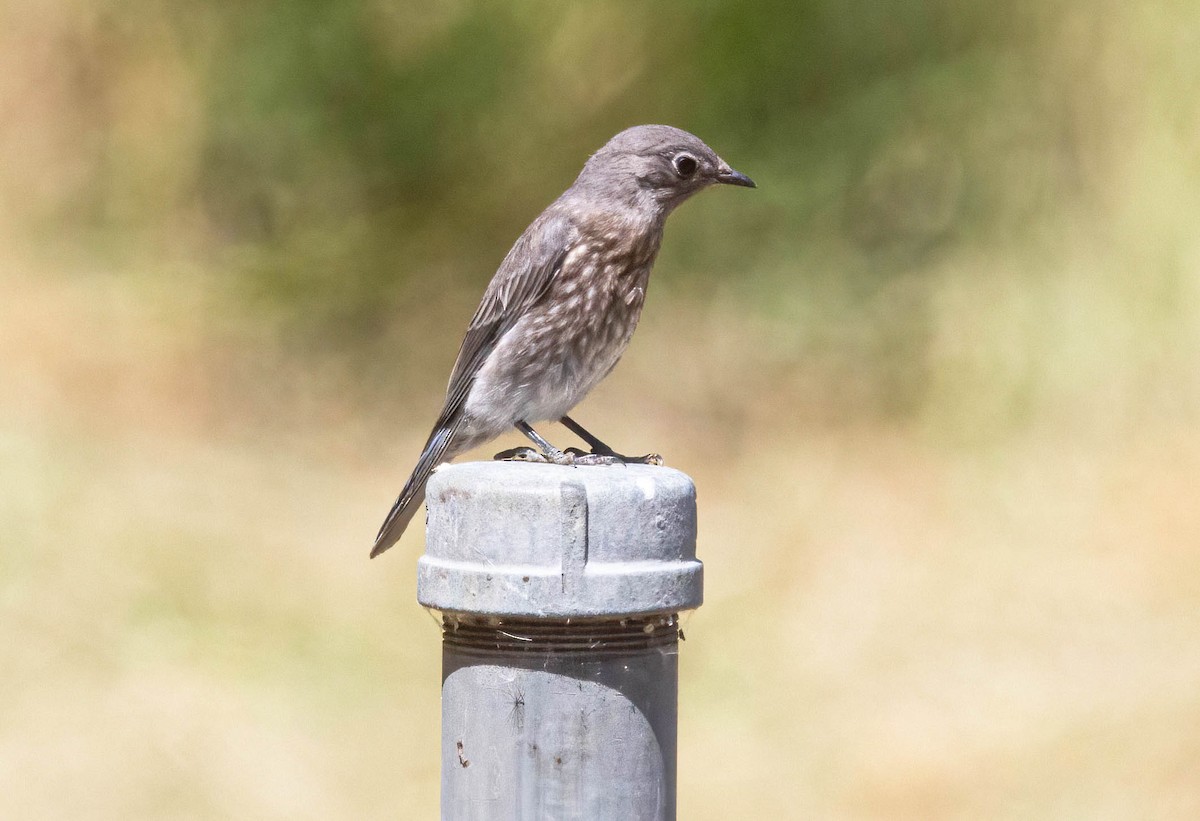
[672,154,698,178]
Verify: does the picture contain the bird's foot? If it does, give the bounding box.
[494,444,663,467]
[630,453,666,466]
[564,447,622,466]
[564,447,665,467]
[493,446,576,466]
[494,446,546,463]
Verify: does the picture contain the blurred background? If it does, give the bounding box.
[3,0,1199,817]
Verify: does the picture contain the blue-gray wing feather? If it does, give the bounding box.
[370,210,575,557]
[441,211,576,419]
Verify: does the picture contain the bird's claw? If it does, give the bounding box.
[569,447,665,466]
[494,446,549,463]
[562,447,615,465]
[607,452,664,466]
[494,446,577,466]
[573,453,625,466]
[495,446,663,467]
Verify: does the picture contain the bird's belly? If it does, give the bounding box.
[463,281,645,429]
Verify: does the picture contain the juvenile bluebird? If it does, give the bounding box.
[372,125,755,557]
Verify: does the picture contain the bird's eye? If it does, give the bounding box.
[672,154,698,178]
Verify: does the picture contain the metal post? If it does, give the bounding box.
[417,461,703,821]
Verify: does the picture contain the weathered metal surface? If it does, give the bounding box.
[418,461,701,821]
[418,462,702,618]
[440,616,679,821]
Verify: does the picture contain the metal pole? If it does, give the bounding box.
[417,461,703,821]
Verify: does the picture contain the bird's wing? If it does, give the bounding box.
[370,212,575,558]
[440,211,575,421]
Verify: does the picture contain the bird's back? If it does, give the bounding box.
[461,198,663,431]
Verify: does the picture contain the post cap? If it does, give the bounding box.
[417,461,702,618]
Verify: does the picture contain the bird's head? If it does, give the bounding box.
[573,125,756,215]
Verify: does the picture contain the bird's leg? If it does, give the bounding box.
[559,415,617,456]
[516,421,574,463]
[560,415,664,466]
[493,421,577,465]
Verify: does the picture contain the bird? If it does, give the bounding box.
[371,125,755,557]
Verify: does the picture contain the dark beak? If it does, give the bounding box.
[715,164,756,188]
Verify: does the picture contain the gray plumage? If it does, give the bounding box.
[372,125,754,557]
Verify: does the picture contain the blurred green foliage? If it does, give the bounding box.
[28,3,1118,299]
[2,0,1195,437]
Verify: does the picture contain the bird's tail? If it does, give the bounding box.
[371,420,464,558]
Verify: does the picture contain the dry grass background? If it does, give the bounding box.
[3,1,1200,818]
[4,259,1199,819]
